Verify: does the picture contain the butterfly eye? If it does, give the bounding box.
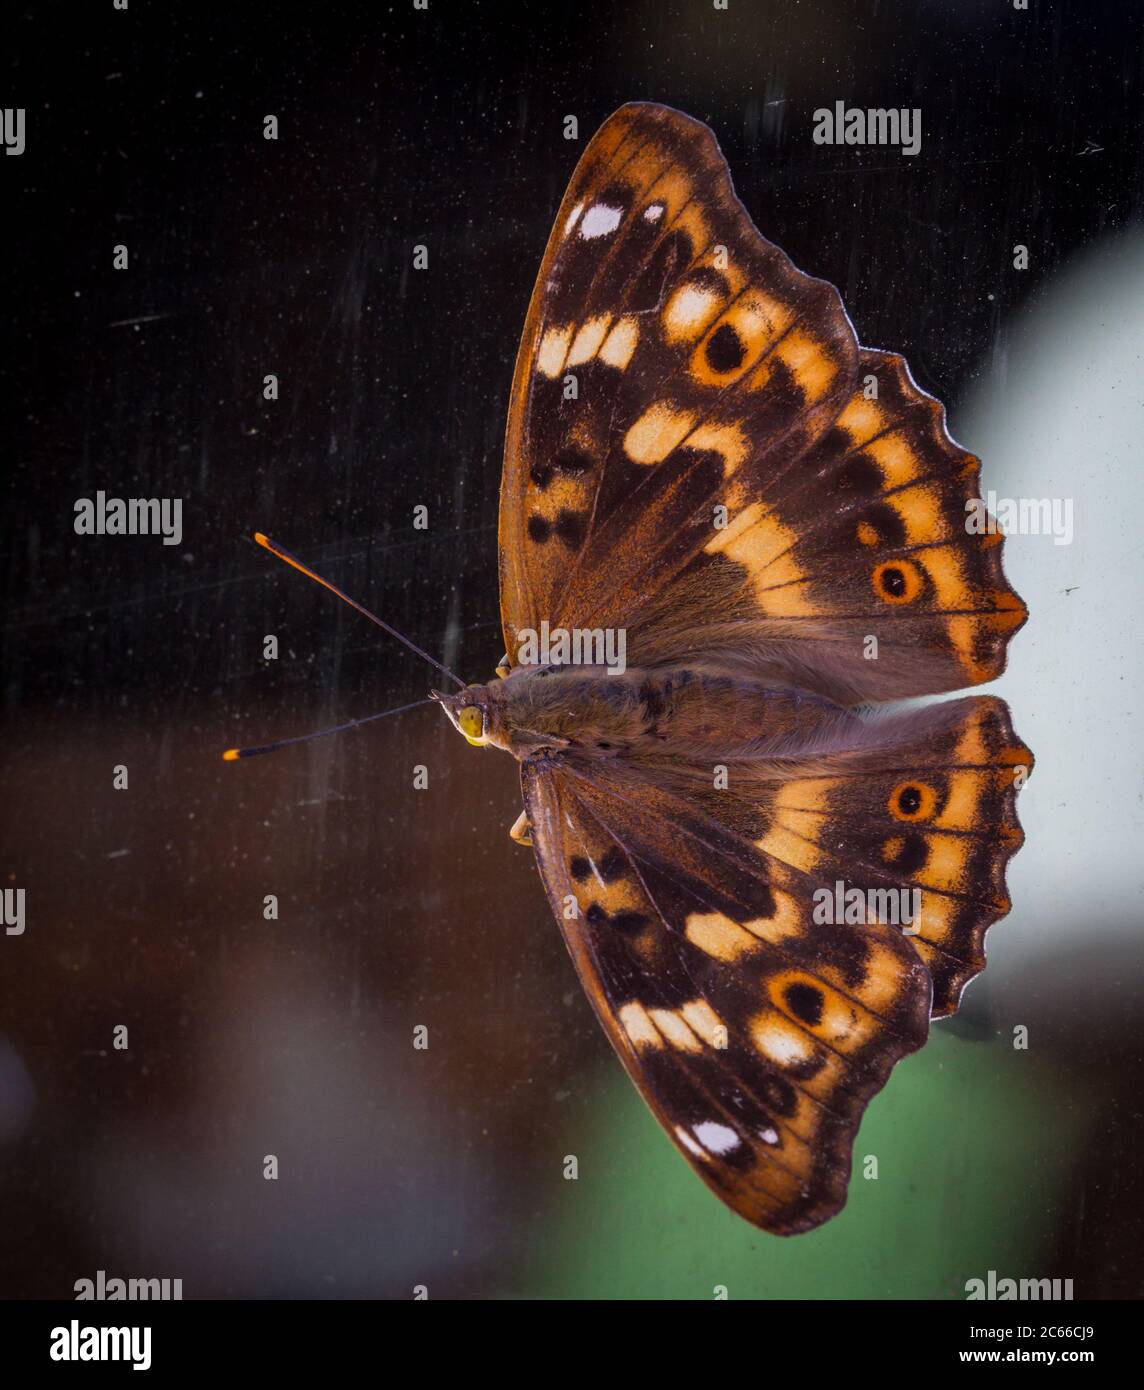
[458,706,486,746]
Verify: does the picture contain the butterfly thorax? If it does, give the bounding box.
[448,666,848,763]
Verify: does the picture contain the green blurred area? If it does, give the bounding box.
[525,1028,1091,1299]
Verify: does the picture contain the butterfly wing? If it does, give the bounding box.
[621,347,1027,702]
[499,101,860,662]
[732,694,1033,1017]
[521,753,932,1236]
[499,103,1025,702]
[522,693,1029,1233]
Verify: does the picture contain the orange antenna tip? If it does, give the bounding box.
[219,698,435,764]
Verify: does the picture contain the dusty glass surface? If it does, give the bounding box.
[2,0,1142,1298]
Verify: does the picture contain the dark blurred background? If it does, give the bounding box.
[2,0,1142,1298]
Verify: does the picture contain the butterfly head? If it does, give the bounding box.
[432,685,492,747]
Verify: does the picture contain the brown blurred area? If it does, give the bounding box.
[0,710,614,1297]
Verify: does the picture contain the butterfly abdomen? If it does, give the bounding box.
[636,669,858,766]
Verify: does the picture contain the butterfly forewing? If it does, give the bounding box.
[499,101,861,653]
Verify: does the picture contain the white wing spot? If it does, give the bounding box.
[563,201,585,237]
[644,203,664,223]
[619,1002,663,1051]
[580,203,623,239]
[567,315,610,366]
[754,1021,814,1066]
[537,325,573,379]
[663,284,721,342]
[759,1127,779,1146]
[694,1121,741,1155]
[599,316,639,370]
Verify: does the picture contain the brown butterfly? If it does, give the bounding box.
[235,102,1031,1236]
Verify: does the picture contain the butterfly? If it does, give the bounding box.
[445,100,1031,1236]
[235,102,1031,1236]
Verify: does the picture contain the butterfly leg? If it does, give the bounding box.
[508,810,532,846]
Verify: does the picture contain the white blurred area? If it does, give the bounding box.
[956,230,1144,962]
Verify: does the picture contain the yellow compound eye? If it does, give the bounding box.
[458,706,486,746]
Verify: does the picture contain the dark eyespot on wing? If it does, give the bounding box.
[784,982,825,1027]
[752,353,805,425]
[705,322,745,373]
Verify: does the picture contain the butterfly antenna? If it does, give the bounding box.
[251,532,465,688]
[222,699,435,762]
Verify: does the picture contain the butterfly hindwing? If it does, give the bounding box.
[742,694,1033,1015]
[521,756,932,1235]
[579,693,1031,1019]
[521,688,1028,1231]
